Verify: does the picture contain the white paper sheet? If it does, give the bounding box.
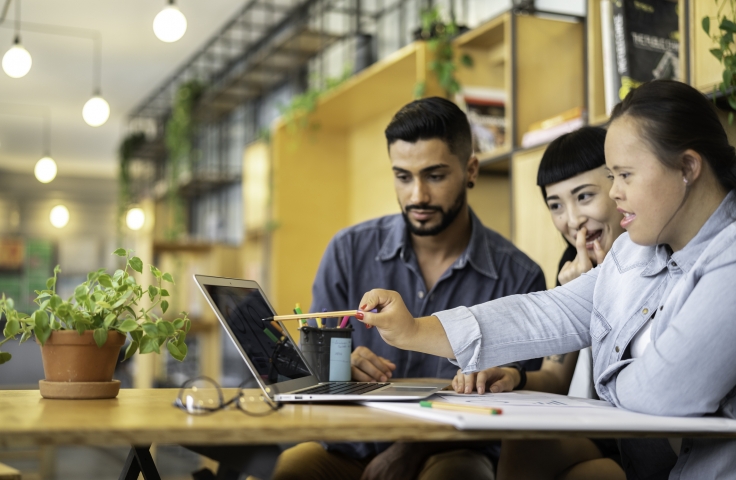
[362,391,736,434]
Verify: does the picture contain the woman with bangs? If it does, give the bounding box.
[452,126,626,479]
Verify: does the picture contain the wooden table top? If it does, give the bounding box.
[0,388,512,447]
[5,387,719,448]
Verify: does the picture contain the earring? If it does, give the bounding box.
[467,181,475,189]
[683,178,688,185]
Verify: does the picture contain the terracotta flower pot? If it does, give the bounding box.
[37,330,126,383]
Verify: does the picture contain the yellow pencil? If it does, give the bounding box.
[261,310,359,322]
[419,400,502,415]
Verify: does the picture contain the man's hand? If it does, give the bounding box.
[452,367,520,394]
[558,227,605,285]
[351,346,396,382]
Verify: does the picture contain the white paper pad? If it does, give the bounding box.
[363,391,736,434]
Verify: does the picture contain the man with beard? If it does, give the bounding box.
[271,97,546,480]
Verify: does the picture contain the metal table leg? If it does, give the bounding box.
[119,445,161,480]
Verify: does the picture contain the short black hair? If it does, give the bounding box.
[537,126,607,198]
[385,97,472,163]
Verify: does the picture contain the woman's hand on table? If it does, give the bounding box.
[452,367,520,394]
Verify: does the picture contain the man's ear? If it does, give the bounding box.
[466,155,480,185]
[680,149,703,185]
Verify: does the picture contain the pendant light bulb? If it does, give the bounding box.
[2,38,32,78]
[153,3,187,43]
[126,207,146,231]
[49,205,69,229]
[34,156,57,183]
[82,95,110,127]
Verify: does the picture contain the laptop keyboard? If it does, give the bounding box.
[294,382,390,396]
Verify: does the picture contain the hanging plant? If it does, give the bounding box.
[702,0,736,123]
[117,132,146,235]
[278,66,353,136]
[414,7,473,99]
[163,80,205,240]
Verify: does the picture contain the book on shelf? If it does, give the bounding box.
[603,0,679,114]
[521,107,585,149]
[455,87,506,156]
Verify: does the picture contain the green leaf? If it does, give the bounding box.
[149,265,162,278]
[148,285,158,301]
[129,330,143,343]
[140,335,160,354]
[703,16,711,35]
[3,319,20,337]
[98,274,114,288]
[166,341,184,361]
[128,257,143,274]
[161,300,169,314]
[0,352,11,364]
[33,310,49,330]
[141,322,159,337]
[36,325,52,345]
[113,248,128,257]
[172,318,184,330]
[160,289,170,297]
[19,331,32,344]
[49,295,62,309]
[711,48,724,61]
[46,277,56,290]
[104,313,117,328]
[162,273,175,284]
[157,321,174,336]
[117,319,139,332]
[123,340,139,361]
[93,328,108,347]
[720,17,736,34]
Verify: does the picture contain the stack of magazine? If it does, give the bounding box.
[600,0,679,115]
[456,87,506,157]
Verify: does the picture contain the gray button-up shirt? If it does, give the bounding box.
[312,209,546,460]
[436,191,736,479]
[311,209,546,379]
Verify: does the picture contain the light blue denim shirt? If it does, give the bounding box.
[435,191,736,479]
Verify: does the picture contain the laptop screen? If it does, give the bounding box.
[203,284,311,385]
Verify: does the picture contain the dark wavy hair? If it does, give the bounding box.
[536,126,607,198]
[610,79,736,191]
[385,97,473,163]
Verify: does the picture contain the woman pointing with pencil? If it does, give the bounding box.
[354,80,736,479]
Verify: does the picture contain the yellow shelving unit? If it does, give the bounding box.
[586,0,688,125]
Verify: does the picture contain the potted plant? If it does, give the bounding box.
[702,0,736,123]
[0,248,190,399]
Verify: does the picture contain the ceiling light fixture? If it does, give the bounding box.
[34,156,57,183]
[125,207,146,231]
[82,30,109,127]
[153,0,187,43]
[49,205,69,229]
[2,1,31,78]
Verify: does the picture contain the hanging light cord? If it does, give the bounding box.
[0,10,103,94]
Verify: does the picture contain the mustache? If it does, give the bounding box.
[404,204,443,213]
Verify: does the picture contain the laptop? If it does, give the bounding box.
[194,275,445,402]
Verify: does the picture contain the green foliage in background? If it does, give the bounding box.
[415,7,473,99]
[0,249,190,365]
[277,66,353,137]
[703,0,736,123]
[117,132,146,234]
[164,80,205,239]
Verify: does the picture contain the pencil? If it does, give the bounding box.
[261,310,360,322]
[419,400,502,415]
[294,304,307,327]
[339,315,350,328]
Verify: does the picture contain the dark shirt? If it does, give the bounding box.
[311,209,546,459]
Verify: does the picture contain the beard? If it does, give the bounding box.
[401,189,466,237]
